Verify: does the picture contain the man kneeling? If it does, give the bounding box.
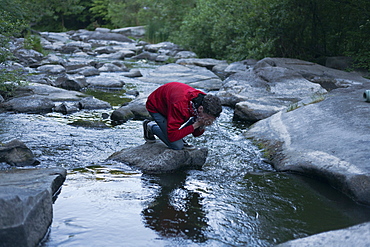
[143,82,222,150]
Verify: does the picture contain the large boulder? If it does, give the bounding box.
[0,167,66,247]
[107,142,208,174]
[0,139,39,167]
[246,84,370,205]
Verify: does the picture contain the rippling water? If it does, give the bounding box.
[1,69,370,247]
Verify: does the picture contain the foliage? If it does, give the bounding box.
[1,0,369,70]
[24,34,44,53]
[0,69,26,99]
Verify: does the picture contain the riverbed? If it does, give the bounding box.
[1,64,370,247]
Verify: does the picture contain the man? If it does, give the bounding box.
[143,82,222,150]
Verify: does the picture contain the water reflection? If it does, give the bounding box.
[141,172,208,242]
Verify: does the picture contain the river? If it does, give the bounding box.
[1,62,370,247]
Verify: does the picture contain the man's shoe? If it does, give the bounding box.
[143,119,156,143]
[183,140,196,150]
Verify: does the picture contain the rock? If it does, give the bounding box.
[131,51,158,61]
[24,83,86,101]
[174,51,198,59]
[14,49,44,66]
[121,69,142,78]
[216,58,336,122]
[86,75,125,88]
[87,32,134,43]
[77,96,111,110]
[60,41,92,53]
[145,42,181,53]
[110,96,149,123]
[0,167,66,247]
[0,95,55,113]
[277,222,370,247]
[112,26,146,38]
[246,84,370,205]
[36,64,66,74]
[54,102,79,114]
[98,63,127,72]
[59,74,88,91]
[176,58,228,70]
[139,63,223,91]
[0,139,39,166]
[107,142,208,174]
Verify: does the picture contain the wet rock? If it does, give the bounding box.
[0,167,66,247]
[36,64,66,74]
[87,32,134,43]
[110,96,149,123]
[0,95,55,113]
[54,102,79,114]
[14,48,44,66]
[131,51,158,61]
[77,96,111,110]
[217,59,328,122]
[24,83,86,101]
[60,41,92,53]
[246,84,370,205]
[144,42,181,53]
[176,58,228,70]
[59,74,88,91]
[107,142,208,174]
[0,139,39,166]
[121,69,142,78]
[139,63,222,91]
[277,222,370,247]
[86,75,125,88]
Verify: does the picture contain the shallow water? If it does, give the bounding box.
[1,65,370,246]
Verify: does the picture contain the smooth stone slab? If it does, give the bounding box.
[0,167,67,247]
[277,222,370,247]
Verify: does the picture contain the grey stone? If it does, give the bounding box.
[246,84,370,205]
[77,96,111,110]
[108,142,208,174]
[139,63,222,91]
[0,167,66,247]
[277,222,370,247]
[176,58,227,70]
[87,32,134,43]
[0,139,39,167]
[0,95,55,113]
[110,96,149,123]
[86,75,125,88]
[36,64,66,74]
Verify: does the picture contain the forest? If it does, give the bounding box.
[1,0,370,69]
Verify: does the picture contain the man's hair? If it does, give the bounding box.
[202,94,222,118]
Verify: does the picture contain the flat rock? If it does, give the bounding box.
[139,63,222,91]
[107,142,208,174]
[246,84,370,205]
[277,222,370,247]
[0,167,67,247]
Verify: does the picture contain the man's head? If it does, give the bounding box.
[202,94,222,118]
[197,94,222,126]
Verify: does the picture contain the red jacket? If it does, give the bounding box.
[146,82,206,142]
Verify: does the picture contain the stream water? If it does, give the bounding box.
[1,63,370,247]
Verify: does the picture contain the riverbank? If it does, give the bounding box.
[0,26,369,246]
